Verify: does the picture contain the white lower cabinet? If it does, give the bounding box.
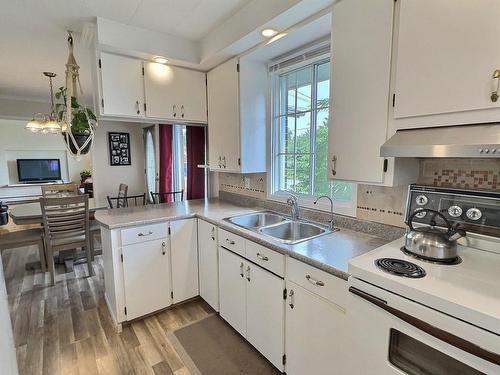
[198,219,219,311]
[219,247,247,336]
[285,281,348,375]
[170,219,199,304]
[246,263,285,370]
[122,238,171,321]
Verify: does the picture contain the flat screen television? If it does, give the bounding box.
[16,159,62,183]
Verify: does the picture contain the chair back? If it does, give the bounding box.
[150,190,184,204]
[41,183,79,197]
[40,195,89,249]
[107,193,147,209]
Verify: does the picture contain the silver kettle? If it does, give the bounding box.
[405,209,466,262]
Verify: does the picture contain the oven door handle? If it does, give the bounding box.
[349,286,500,366]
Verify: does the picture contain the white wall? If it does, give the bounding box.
[91,120,146,207]
[0,119,92,186]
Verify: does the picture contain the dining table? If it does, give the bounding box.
[8,198,107,271]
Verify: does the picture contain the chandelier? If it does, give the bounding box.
[25,72,66,134]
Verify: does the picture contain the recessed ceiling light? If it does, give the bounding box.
[153,56,168,64]
[261,28,278,37]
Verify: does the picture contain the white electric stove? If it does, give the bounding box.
[346,185,500,375]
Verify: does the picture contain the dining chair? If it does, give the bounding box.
[41,195,92,286]
[0,227,46,272]
[107,193,147,208]
[111,183,128,208]
[150,190,184,204]
[41,183,79,197]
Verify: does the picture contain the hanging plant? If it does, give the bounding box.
[55,87,97,156]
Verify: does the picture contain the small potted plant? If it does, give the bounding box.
[80,169,92,185]
[55,87,97,155]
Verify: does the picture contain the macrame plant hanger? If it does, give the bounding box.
[62,31,97,160]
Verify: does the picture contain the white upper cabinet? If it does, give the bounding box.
[207,57,267,173]
[329,0,395,183]
[144,62,207,123]
[394,0,500,125]
[99,52,145,118]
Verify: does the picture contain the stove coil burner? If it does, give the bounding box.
[375,258,426,278]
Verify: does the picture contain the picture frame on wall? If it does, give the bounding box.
[108,132,131,166]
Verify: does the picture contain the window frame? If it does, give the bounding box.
[267,55,357,217]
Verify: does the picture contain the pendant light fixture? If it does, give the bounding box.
[25,72,62,134]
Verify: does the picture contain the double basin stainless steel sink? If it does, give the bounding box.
[225,211,332,245]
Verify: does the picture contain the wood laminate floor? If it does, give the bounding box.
[2,244,213,375]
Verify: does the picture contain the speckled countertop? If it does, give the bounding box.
[95,198,392,280]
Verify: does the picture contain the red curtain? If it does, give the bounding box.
[159,124,173,203]
[186,126,206,200]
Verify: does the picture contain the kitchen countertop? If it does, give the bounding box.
[94,198,391,280]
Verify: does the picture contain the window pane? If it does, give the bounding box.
[294,154,311,194]
[277,115,295,153]
[277,154,295,191]
[314,114,329,196]
[296,67,312,112]
[316,61,330,111]
[286,72,297,114]
[295,112,311,153]
[278,75,287,116]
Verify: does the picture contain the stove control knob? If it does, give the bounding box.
[466,207,482,221]
[414,208,427,219]
[415,195,428,206]
[448,205,463,218]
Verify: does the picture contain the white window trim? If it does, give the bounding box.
[266,54,358,218]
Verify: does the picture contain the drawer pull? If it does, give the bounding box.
[138,231,153,237]
[225,238,235,245]
[306,274,325,287]
[256,253,269,261]
[239,262,244,278]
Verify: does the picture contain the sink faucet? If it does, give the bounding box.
[286,193,300,220]
[314,195,337,231]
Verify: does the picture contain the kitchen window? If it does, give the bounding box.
[270,58,356,216]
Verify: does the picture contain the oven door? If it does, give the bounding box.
[346,277,500,375]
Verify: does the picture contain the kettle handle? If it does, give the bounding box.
[408,209,452,233]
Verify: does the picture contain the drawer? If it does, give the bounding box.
[121,222,168,246]
[286,257,348,309]
[218,228,245,257]
[246,240,285,277]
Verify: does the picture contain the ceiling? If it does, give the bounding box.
[0,0,251,104]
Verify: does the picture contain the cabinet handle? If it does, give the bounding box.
[218,156,222,168]
[256,253,269,261]
[246,266,251,282]
[137,231,153,237]
[173,104,177,117]
[239,262,244,278]
[161,241,166,255]
[306,274,325,287]
[136,100,140,115]
[225,238,235,245]
[210,227,216,241]
[288,289,295,309]
[492,70,500,102]
[331,155,337,176]
[222,156,226,169]
[181,105,185,118]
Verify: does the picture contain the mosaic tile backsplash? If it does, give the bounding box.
[217,158,500,228]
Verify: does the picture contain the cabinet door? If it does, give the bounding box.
[122,239,171,320]
[329,0,393,183]
[246,264,285,371]
[99,52,144,117]
[170,219,199,304]
[218,247,246,336]
[144,63,207,122]
[285,282,348,375]
[198,219,219,311]
[394,0,500,119]
[207,58,240,172]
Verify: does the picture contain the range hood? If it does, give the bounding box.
[380,123,500,158]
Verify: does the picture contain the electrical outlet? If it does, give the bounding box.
[244,177,251,189]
